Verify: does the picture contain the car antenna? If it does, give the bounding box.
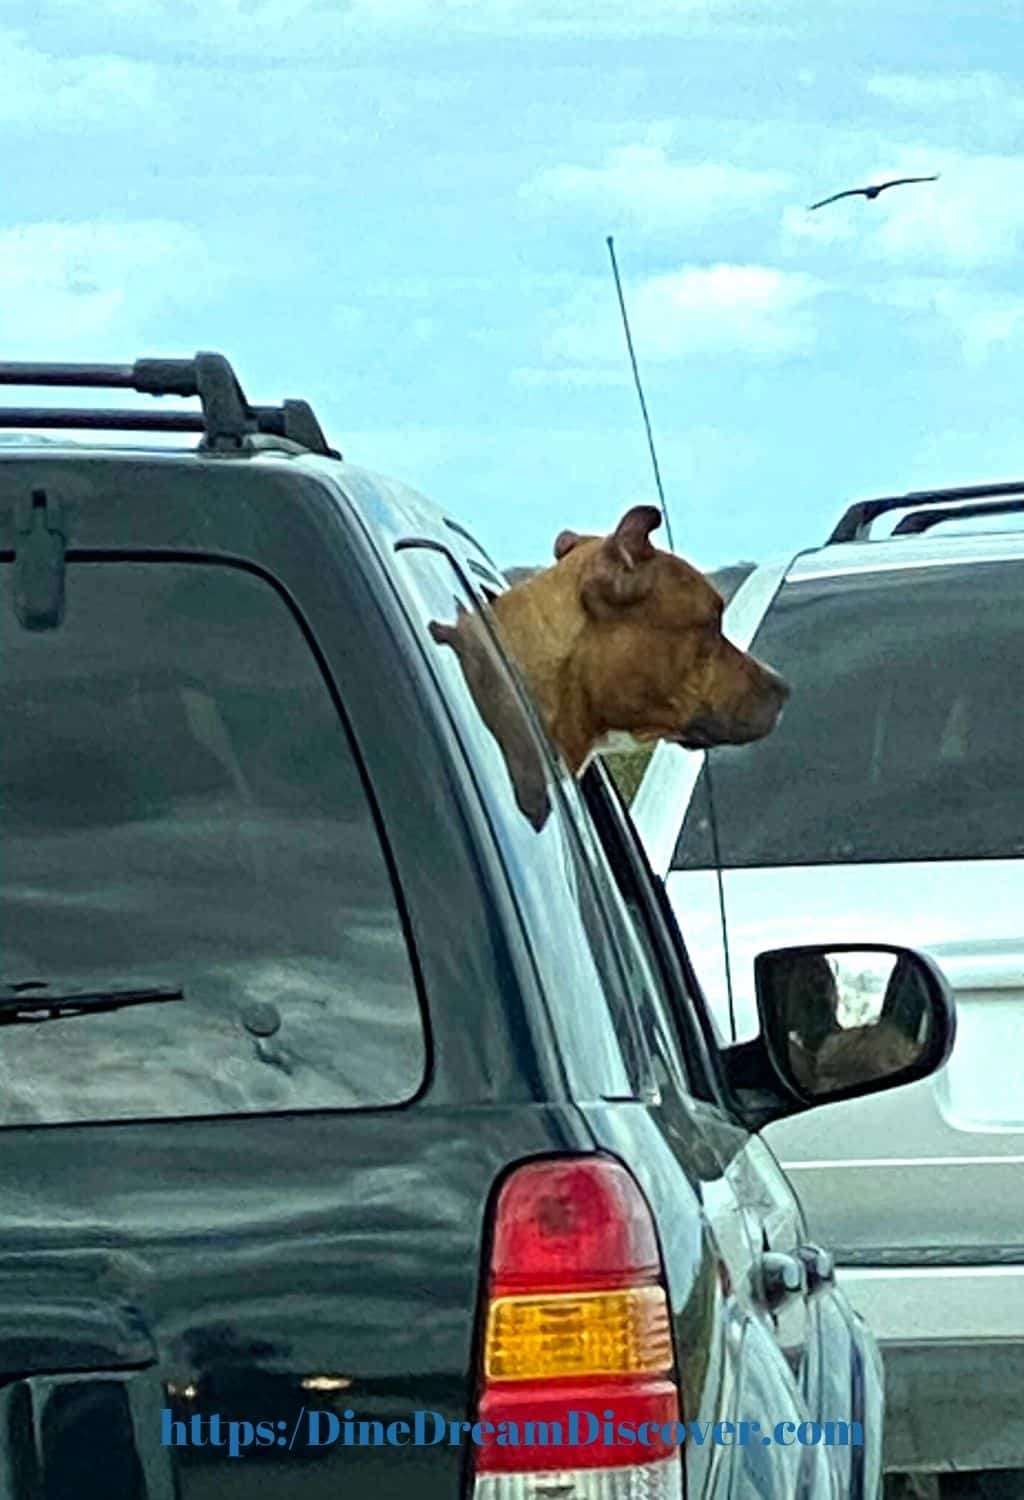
[606,235,736,1038]
[703,756,738,1041]
[605,236,676,553]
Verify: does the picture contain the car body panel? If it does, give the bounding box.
[581,1101,847,1500]
[579,777,881,1499]
[0,1106,603,1498]
[663,863,1024,1250]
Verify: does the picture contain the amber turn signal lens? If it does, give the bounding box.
[484,1285,673,1382]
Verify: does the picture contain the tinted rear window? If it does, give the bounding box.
[673,559,1023,869]
[0,561,424,1124]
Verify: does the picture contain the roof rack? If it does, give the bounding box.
[828,480,1024,544]
[891,496,1024,536]
[0,353,340,458]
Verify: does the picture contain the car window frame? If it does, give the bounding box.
[390,537,661,1104]
[579,762,738,1112]
[412,542,747,1113]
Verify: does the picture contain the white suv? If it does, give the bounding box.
[632,483,1024,1491]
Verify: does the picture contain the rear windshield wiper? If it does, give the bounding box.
[0,982,185,1025]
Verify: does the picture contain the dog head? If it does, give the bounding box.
[547,505,789,757]
[796,1020,924,1095]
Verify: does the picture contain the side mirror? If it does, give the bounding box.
[754,943,956,1110]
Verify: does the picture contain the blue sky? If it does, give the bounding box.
[4,0,1024,570]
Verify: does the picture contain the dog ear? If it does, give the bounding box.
[428,619,458,647]
[580,505,662,615]
[429,602,472,649]
[554,529,583,560]
[610,505,662,565]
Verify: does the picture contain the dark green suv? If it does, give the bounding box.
[0,355,954,1500]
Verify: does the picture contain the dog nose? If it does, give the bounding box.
[763,665,791,703]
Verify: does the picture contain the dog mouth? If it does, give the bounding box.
[675,728,716,751]
[673,713,732,750]
[675,704,785,752]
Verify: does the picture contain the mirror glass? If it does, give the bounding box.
[765,948,935,1098]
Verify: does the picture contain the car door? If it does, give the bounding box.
[564,768,840,1497]
[577,765,884,1500]
[579,770,819,1378]
[596,765,882,1498]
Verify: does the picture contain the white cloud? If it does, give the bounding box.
[542,264,826,368]
[866,153,1024,269]
[41,0,778,49]
[0,220,219,354]
[780,202,857,247]
[345,0,736,35]
[868,277,1024,365]
[0,28,159,128]
[521,146,791,237]
[865,69,1024,121]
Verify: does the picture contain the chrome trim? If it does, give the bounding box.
[789,530,1024,580]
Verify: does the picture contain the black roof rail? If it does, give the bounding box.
[828,480,1024,544]
[891,496,1024,536]
[0,353,340,458]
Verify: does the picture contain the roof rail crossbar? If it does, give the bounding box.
[828,480,1024,543]
[0,353,340,458]
[0,409,207,433]
[891,496,1024,536]
[0,362,142,390]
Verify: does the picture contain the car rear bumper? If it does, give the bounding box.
[838,1264,1024,1472]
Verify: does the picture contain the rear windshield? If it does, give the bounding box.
[673,559,1023,870]
[0,560,425,1125]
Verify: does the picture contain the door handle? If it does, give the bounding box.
[797,1243,836,1295]
[755,1251,806,1313]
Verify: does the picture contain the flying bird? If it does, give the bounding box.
[808,174,940,211]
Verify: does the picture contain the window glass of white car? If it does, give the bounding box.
[674,559,1023,869]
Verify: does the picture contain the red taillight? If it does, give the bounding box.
[489,1158,663,1296]
[473,1157,683,1498]
[478,1382,680,1471]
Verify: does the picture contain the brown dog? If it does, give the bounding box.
[791,1020,923,1096]
[489,504,789,772]
[429,505,787,824]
